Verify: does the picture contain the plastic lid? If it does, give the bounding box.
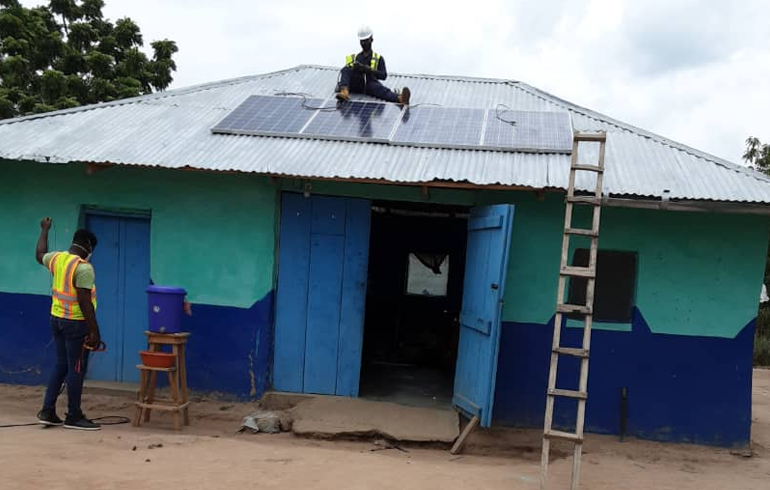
[146,285,187,294]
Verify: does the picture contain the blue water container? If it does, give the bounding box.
[146,285,187,334]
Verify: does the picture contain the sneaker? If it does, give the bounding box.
[336,86,350,102]
[37,409,64,426]
[63,414,101,431]
[397,87,411,106]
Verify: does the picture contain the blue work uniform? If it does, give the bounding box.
[338,51,399,103]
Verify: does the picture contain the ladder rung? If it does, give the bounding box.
[564,227,598,237]
[548,388,588,400]
[560,266,595,278]
[572,164,603,173]
[544,429,583,443]
[553,347,590,358]
[566,196,602,205]
[573,132,606,142]
[556,303,592,315]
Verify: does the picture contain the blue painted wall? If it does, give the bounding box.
[0,291,274,399]
[492,309,755,447]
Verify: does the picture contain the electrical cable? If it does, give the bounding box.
[0,416,130,429]
[273,90,442,110]
[0,422,40,428]
[495,103,518,126]
[91,416,131,425]
[272,92,338,111]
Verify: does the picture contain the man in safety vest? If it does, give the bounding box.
[35,217,103,431]
[336,25,411,105]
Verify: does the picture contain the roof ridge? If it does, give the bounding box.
[0,64,519,126]
[511,81,770,184]
[300,64,519,84]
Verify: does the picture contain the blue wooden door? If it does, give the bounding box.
[453,204,514,427]
[86,214,151,383]
[273,193,370,396]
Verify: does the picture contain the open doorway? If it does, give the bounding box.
[360,201,468,408]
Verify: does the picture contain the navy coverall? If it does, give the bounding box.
[338,52,399,103]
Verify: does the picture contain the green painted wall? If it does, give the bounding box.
[292,180,769,339]
[478,191,770,338]
[0,160,276,308]
[2,162,766,338]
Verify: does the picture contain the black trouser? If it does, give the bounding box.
[338,66,399,103]
[42,316,90,417]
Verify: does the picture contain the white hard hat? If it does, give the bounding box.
[357,25,373,40]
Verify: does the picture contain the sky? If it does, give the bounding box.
[19,0,770,164]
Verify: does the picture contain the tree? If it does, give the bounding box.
[743,137,770,175]
[0,0,178,119]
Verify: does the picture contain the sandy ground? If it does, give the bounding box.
[290,396,460,442]
[0,370,768,490]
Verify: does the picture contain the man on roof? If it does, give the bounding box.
[335,26,411,106]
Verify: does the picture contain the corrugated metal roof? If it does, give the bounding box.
[1,64,769,203]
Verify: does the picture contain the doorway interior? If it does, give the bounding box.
[360,201,468,408]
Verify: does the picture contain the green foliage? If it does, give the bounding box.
[744,137,770,175]
[0,1,177,119]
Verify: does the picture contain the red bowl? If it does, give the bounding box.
[140,351,175,368]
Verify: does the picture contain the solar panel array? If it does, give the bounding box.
[211,95,573,153]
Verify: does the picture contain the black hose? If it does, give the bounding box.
[0,415,130,429]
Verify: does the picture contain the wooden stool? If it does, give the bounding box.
[133,331,191,430]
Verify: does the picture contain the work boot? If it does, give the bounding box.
[397,87,411,106]
[63,412,101,431]
[336,86,350,102]
[37,408,64,426]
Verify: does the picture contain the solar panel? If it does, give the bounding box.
[483,109,572,153]
[211,95,323,136]
[301,100,403,142]
[391,107,486,148]
[210,95,575,154]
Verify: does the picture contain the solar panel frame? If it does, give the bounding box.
[299,99,405,143]
[482,109,573,153]
[210,95,325,137]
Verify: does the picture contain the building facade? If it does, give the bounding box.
[1,66,768,447]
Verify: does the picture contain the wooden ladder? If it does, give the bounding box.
[540,132,607,490]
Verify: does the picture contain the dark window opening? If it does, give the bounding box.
[567,249,637,323]
[405,253,450,297]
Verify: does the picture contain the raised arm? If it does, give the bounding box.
[36,217,52,264]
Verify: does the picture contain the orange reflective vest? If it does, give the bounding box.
[48,252,97,320]
[346,52,381,70]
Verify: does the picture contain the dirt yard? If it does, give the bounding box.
[1,370,769,490]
